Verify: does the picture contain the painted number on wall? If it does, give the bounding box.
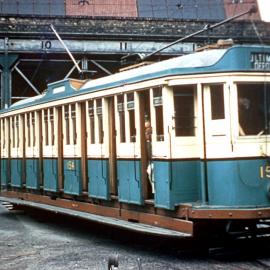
[41,40,52,50]
[120,42,128,51]
[260,165,270,179]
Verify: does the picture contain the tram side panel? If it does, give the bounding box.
[152,85,202,210]
[42,107,59,192]
[110,85,203,209]
[86,98,110,200]
[151,85,176,209]
[205,82,270,206]
[0,117,9,187]
[115,92,143,205]
[10,114,24,188]
[62,103,82,195]
[25,111,41,190]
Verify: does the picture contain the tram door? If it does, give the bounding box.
[86,98,111,200]
[10,114,24,188]
[42,107,59,192]
[138,90,153,200]
[203,84,233,204]
[62,103,82,195]
[108,97,117,196]
[25,111,41,190]
[115,92,143,204]
[203,84,232,158]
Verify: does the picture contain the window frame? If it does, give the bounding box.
[172,84,197,137]
[236,82,270,137]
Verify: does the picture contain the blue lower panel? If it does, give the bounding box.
[43,159,58,192]
[1,159,8,186]
[117,160,143,205]
[153,160,201,210]
[88,159,109,200]
[207,159,270,206]
[26,159,40,189]
[153,161,170,209]
[63,159,82,195]
[10,159,23,188]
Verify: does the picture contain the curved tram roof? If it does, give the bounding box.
[4,44,270,113]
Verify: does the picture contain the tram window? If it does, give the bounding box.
[49,108,54,145]
[153,87,164,141]
[4,120,6,149]
[15,116,19,148]
[173,85,195,137]
[64,105,70,145]
[0,120,2,148]
[44,110,49,146]
[1,119,7,149]
[12,117,15,148]
[210,85,225,120]
[88,100,95,144]
[127,93,136,142]
[26,112,36,147]
[27,114,31,147]
[238,83,270,136]
[71,104,77,145]
[96,99,103,144]
[2,120,4,149]
[1,119,5,149]
[4,119,6,149]
[26,113,35,147]
[4,119,7,149]
[32,113,36,146]
[117,95,126,143]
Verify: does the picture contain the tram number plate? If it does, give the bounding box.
[260,165,270,179]
[67,161,75,171]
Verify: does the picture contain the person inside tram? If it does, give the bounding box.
[238,97,251,136]
[145,114,155,194]
[238,93,267,136]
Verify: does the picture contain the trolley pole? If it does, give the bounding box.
[122,6,258,62]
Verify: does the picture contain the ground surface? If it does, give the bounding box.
[1,202,270,270]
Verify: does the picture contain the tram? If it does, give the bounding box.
[1,44,270,237]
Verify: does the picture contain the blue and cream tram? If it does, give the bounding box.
[1,44,270,237]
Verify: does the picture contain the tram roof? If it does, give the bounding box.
[4,44,270,113]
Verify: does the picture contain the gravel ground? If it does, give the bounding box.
[1,203,270,270]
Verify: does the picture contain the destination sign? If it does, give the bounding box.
[250,52,270,70]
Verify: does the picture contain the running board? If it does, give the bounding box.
[0,196,191,238]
